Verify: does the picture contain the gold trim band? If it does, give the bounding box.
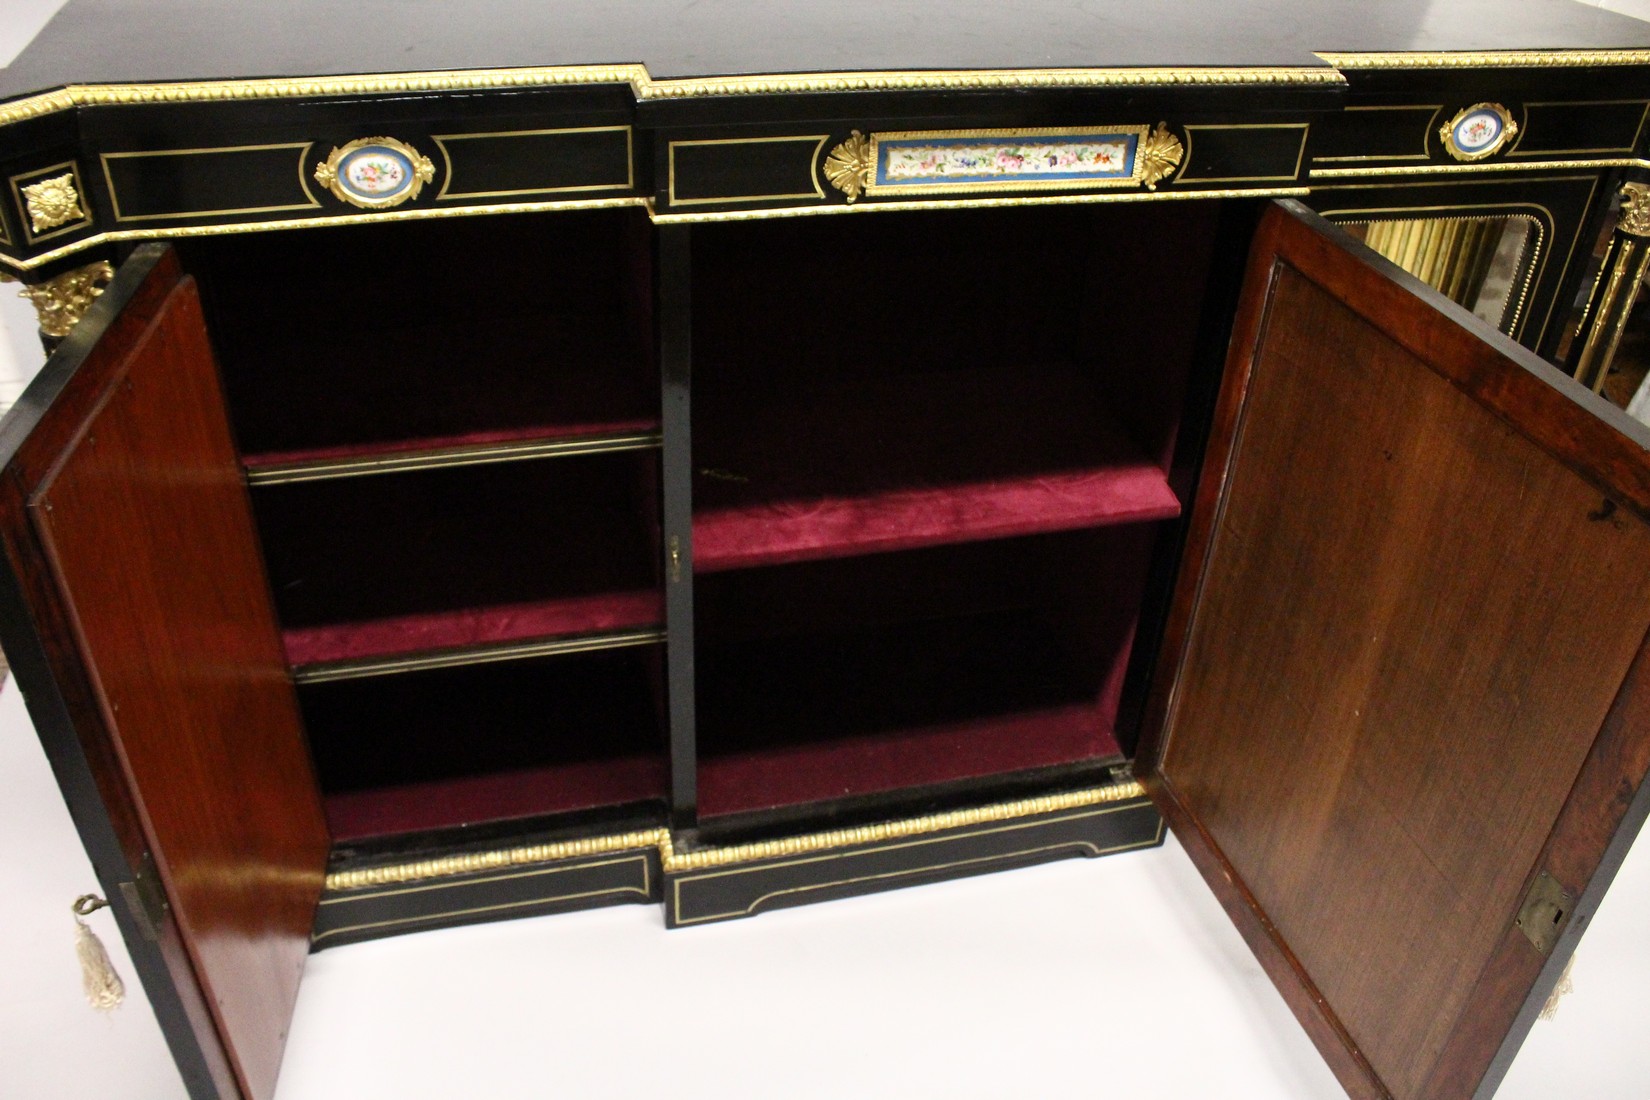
[326,829,669,891]
[0,186,1317,272]
[0,64,1346,131]
[0,195,649,273]
[292,627,667,684]
[650,186,1312,224]
[322,778,1148,890]
[1310,156,1647,179]
[1318,50,1650,69]
[244,430,663,485]
[643,67,1342,99]
[664,780,1147,872]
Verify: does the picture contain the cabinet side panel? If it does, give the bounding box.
[28,279,330,1100]
[1155,220,1650,1097]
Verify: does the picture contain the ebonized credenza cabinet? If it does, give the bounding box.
[6,1,1650,1097]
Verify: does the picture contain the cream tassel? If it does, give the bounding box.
[1538,953,1575,1021]
[72,894,125,1011]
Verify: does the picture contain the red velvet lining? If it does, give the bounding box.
[698,705,1117,817]
[692,365,1179,572]
[302,648,667,838]
[694,571,1146,819]
[184,210,658,458]
[244,419,661,470]
[325,755,668,840]
[282,589,663,667]
[254,452,660,638]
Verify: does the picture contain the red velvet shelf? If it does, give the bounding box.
[282,589,664,668]
[691,365,1180,572]
[698,705,1119,818]
[326,755,668,841]
[301,648,668,840]
[254,451,661,650]
[694,606,1129,818]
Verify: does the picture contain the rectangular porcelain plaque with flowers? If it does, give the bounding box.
[867,126,1149,195]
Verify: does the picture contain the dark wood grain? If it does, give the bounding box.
[1423,622,1650,1098]
[1146,203,1650,1099]
[22,251,329,1100]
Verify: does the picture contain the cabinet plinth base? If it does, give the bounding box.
[313,846,662,949]
[664,795,1163,928]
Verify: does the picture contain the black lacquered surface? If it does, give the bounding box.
[6,0,1650,102]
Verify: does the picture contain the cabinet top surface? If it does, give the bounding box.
[4,0,1650,102]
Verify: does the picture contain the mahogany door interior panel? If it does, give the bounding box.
[0,245,330,1100]
[1144,202,1650,1100]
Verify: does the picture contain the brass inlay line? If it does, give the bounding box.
[1177,123,1310,184]
[1312,105,1441,164]
[1318,50,1650,69]
[1311,156,1643,179]
[0,65,1344,131]
[313,857,653,944]
[0,195,650,273]
[672,811,1165,925]
[432,125,635,200]
[666,135,830,206]
[322,778,1149,890]
[99,142,321,222]
[293,626,667,684]
[1509,100,1650,157]
[649,186,1312,225]
[244,430,663,485]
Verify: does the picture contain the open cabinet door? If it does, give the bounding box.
[1142,202,1650,1100]
[0,246,330,1100]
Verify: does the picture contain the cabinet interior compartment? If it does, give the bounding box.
[301,646,669,840]
[178,207,659,468]
[686,201,1226,820]
[250,451,663,670]
[694,526,1162,818]
[688,202,1220,572]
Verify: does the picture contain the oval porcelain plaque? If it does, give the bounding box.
[1440,104,1518,162]
[314,137,436,210]
[340,147,413,200]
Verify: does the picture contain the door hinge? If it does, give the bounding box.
[117,852,169,942]
[1514,870,1574,956]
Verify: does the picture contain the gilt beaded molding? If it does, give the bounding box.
[324,779,1149,890]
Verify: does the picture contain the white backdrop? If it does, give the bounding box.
[1,4,1649,1099]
